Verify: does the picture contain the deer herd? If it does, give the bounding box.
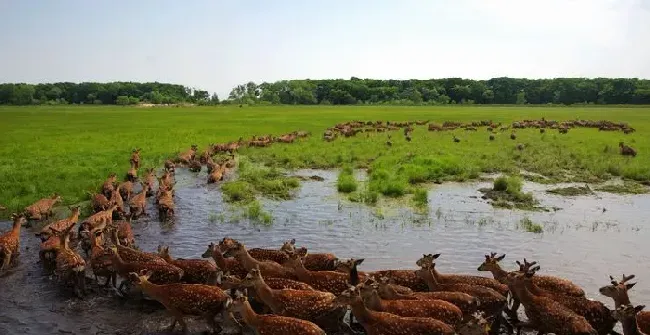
[0,118,645,335]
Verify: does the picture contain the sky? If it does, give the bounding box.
[0,0,649,97]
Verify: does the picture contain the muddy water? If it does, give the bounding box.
[1,169,649,334]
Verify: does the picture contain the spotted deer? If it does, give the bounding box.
[620,142,637,157]
[228,291,327,335]
[226,241,296,280]
[102,173,118,198]
[282,252,355,295]
[515,258,585,297]
[177,144,198,165]
[358,280,463,326]
[142,168,156,197]
[24,194,61,221]
[109,218,135,248]
[417,253,509,296]
[89,231,116,287]
[158,245,219,285]
[110,230,165,264]
[334,286,455,335]
[129,271,232,334]
[109,187,126,219]
[164,160,176,174]
[36,206,80,241]
[107,246,184,294]
[201,242,248,279]
[54,230,86,297]
[600,274,650,334]
[129,148,141,169]
[118,180,134,201]
[521,265,615,335]
[505,270,597,335]
[415,264,507,318]
[156,188,174,221]
[612,304,647,335]
[0,213,27,272]
[89,191,111,212]
[240,267,347,332]
[129,182,149,218]
[374,276,480,318]
[221,271,315,291]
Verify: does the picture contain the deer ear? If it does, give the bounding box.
[290,238,296,245]
[355,258,365,266]
[626,283,637,290]
[635,305,646,313]
[432,253,441,259]
[496,254,506,261]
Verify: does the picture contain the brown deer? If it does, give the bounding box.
[600,274,650,334]
[220,271,315,291]
[613,304,647,335]
[207,164,225,184]
[620,142,637,157]
[89,231,116,287]
[188,159,202,172]
[228,291,327,335]
[375,276,479,318]
[515,258,585,297]
[39,229,77,273]
[127,162,138,182]
[0,213,27,272]
[358,280,463,326]
[521,265,615,335]
[415,264,507,318]
[157,188,175,221]
[110,230,164,264]
[164,159,175,174]
[240,267,347,332]
[118,180,134,201]
[129,148,141,168]
[282,252,353,295]
[36,206,81,241]
[24,194,61,221]
[130,271,232,334]
[129,182,149,218]
[102,173,118,198]
[107,246,184,294]
[417,253,509,296]
[225,241,296,280]
[158,245,219,285]
[505,270,597,335]
[89,191,111,212]
[177,144,198,165]
[290,245,339,271]
[54,230,86,297]
[334,286,455,335]
[201,242,248,279]
[142,168,156,197]
[78,204,117,237]
[109,187,126,219]
[109,218,135,248]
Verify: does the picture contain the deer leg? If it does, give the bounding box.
[1,250,12,272]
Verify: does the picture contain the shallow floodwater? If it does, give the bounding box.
[1,169,649,334]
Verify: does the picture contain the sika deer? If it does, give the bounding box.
[89,231,116,287]
[102,173,118,198]
[79,204,117,236]
[142,168,156,197]
[228,291,327,335]
[164,160,176,174]
[358,280,463,326]
[505,270,597,335]
[282,252,353,295]
[109,187,126,219]
[129,182,149,218]
[417,253,509,296]
[130,271,232,334]
[118,180,134,201]
[375,276,480,318]
[157,188,175,221]
[54,231,86,297]
[369,266,428,292]
[89,191,111,212]
[221,270,315,291]
[600,274,650,334]
[201,242,248,279]
[207,164,225,184]
[522,265,615,335]
[515,258,585,297]
[415,264,507,317]
[177,144,198,165]
[334,286,455,335]
[226,241,296,280]
[127,162,138,182]
[240,267,347,332]
[290,245,338,271]
[158,245,219,284]
[129,148,141,169]
[37,206,80,241]
[107,246,184,294]
[0,213,27,272]
[613,304,647,335]
[110,218,135,248]
[24,194,61,221]
[110,230,165,264]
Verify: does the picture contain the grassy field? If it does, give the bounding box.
[1,105,649,214]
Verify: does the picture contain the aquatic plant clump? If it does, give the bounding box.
[336,167,358,193]
[221,157,300,203]
[547,185,594,196]
[480,175,538,210]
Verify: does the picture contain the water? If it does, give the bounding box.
[1,169,649,334]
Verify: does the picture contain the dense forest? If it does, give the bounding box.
[1,78,650,106]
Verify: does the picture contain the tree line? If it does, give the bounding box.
[0,82,218,105]
[1,77,649,106]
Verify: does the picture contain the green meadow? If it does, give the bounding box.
[1,105,649,213]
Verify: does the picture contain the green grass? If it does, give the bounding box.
[596,181,649,194]
[221,156,300,203]
[547,185,594,196]
[337,166,358,193]
[481,175,537,209]
[518,217,544,233]
[412,188,429,208]
[2,105,650,213]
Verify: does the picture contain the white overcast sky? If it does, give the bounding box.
[0,0,648,97]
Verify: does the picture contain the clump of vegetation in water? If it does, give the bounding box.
[518,217,543,233]
[348,187,379,205]
[221,156,300,203]
[246,200,273,225]
[337,166,358,193]
[480,175,537,210]
[596,181,649,195]
[547,185,594,196]
[412,188,429,208]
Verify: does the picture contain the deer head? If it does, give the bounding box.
[599,274,636,301]
[477,252,506,272]
[415,253,440,268]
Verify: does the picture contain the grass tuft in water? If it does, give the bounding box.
[246,200,273,225]
[547,185,593,196]
[221,156,300,203]
[480,175,537,210]
[413,188,429,208]
[337,166,358,193]
[221,181,256,203]
[518,217,543,233]
[596,181,649,194]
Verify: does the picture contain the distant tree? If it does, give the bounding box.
[516,91,527,105]
[12,85,35,105]
[115,96,130,105]
[210,93,220,104]
[128,96,140,104]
